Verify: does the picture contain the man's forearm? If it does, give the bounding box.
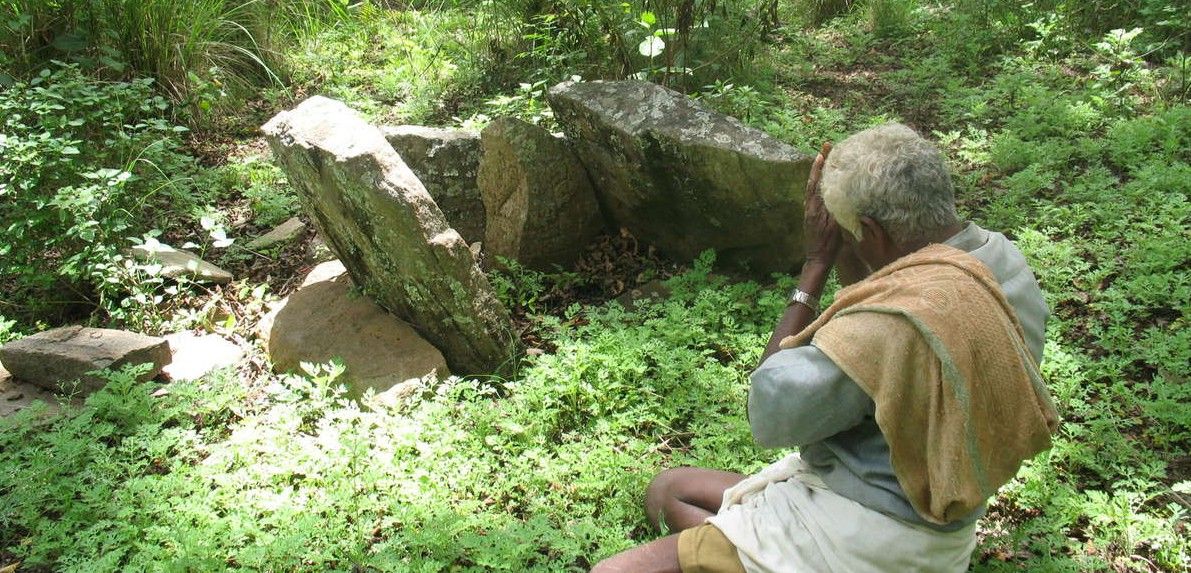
[759,261,832,366]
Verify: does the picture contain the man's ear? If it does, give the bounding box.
[858,216,891,250]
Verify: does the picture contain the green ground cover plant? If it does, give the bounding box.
[0,0,1187,571]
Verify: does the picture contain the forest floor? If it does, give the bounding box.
[1,3,1188,571]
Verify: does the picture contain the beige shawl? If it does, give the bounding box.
[780,243,1059,524]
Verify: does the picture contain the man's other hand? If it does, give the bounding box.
[803,142,841,268]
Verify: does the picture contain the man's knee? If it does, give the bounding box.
[646,467,683,501]
[645,467,691,524]
[588,558,615,573]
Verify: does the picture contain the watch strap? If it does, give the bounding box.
[787,287,820,311]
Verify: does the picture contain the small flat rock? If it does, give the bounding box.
[161,332,245,381]
[257,260,450,400]
[245,217,306,251]
[130,243,233,284]
[0,326,171,394]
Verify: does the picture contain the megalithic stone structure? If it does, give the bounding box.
[478,117,605,271]
[263,96,517,376]
[547,80,814,275]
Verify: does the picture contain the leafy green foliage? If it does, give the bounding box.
[0,63,209,327]
[0,1,1187,571]
[0,0,354,110]
[0,258,783,570]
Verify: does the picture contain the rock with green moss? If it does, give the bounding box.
[547,80,813,275]
[382,125,485,244]
[478,117,604,270]
[263,96,517,376]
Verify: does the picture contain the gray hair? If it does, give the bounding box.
[820,123,958,245]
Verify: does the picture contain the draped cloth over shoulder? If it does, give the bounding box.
[779,243,1060,525]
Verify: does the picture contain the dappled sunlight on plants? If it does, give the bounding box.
[0,0,1187,570]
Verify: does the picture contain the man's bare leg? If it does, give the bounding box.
[645,467,746,532]
[590,534,682,573]
[589,467,745,573]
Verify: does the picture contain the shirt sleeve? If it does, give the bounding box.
[747,344,875,448]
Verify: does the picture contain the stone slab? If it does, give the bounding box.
[263,97,517,375]
[547,80,814,275]
[478,117,604,270]
[383,125,486,244]
[0,326,171,393]
[258,260,449,398]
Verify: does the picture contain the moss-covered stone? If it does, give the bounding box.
[263,97,517,376]
[478,117,605,270]
[547,80,813,275]
[382,125,486,244]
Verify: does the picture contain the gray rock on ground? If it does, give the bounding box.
[0,326,171,394]
[478,117,605,270]
[245,217,306,251]
[383,125,486,243]
[130,242,234,283]
[161,332,245,382]
[1,363,62,418]
[547,80,814,275]
[263,96,517,375]
[257,260,449,398]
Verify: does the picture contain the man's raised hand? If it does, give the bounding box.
[803,142,841,268]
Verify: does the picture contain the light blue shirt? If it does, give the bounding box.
[747,222,1049,530]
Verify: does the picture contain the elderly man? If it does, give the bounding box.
[591,123,1058,572]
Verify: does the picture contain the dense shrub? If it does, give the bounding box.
[0,0,353,107]
[0,63,205,327]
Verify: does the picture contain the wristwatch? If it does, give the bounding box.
[787,287,820,311]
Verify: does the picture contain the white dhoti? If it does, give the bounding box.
[706,454,977,573]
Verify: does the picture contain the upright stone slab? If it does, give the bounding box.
[383,126,485,244]
[263,97,516,375]
[0,326,170,393]
[547,80,814,274]
[478,117,604,270]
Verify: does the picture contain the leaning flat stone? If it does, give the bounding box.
[161,332,245,381]
[264,96,517,375]
[383,125,485,243]
[0,326,171,393]
[130,242,233,283]
[245,217,306,251]
[257,260,449,398]
[547,80,813,274]
[478,117,605,270]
